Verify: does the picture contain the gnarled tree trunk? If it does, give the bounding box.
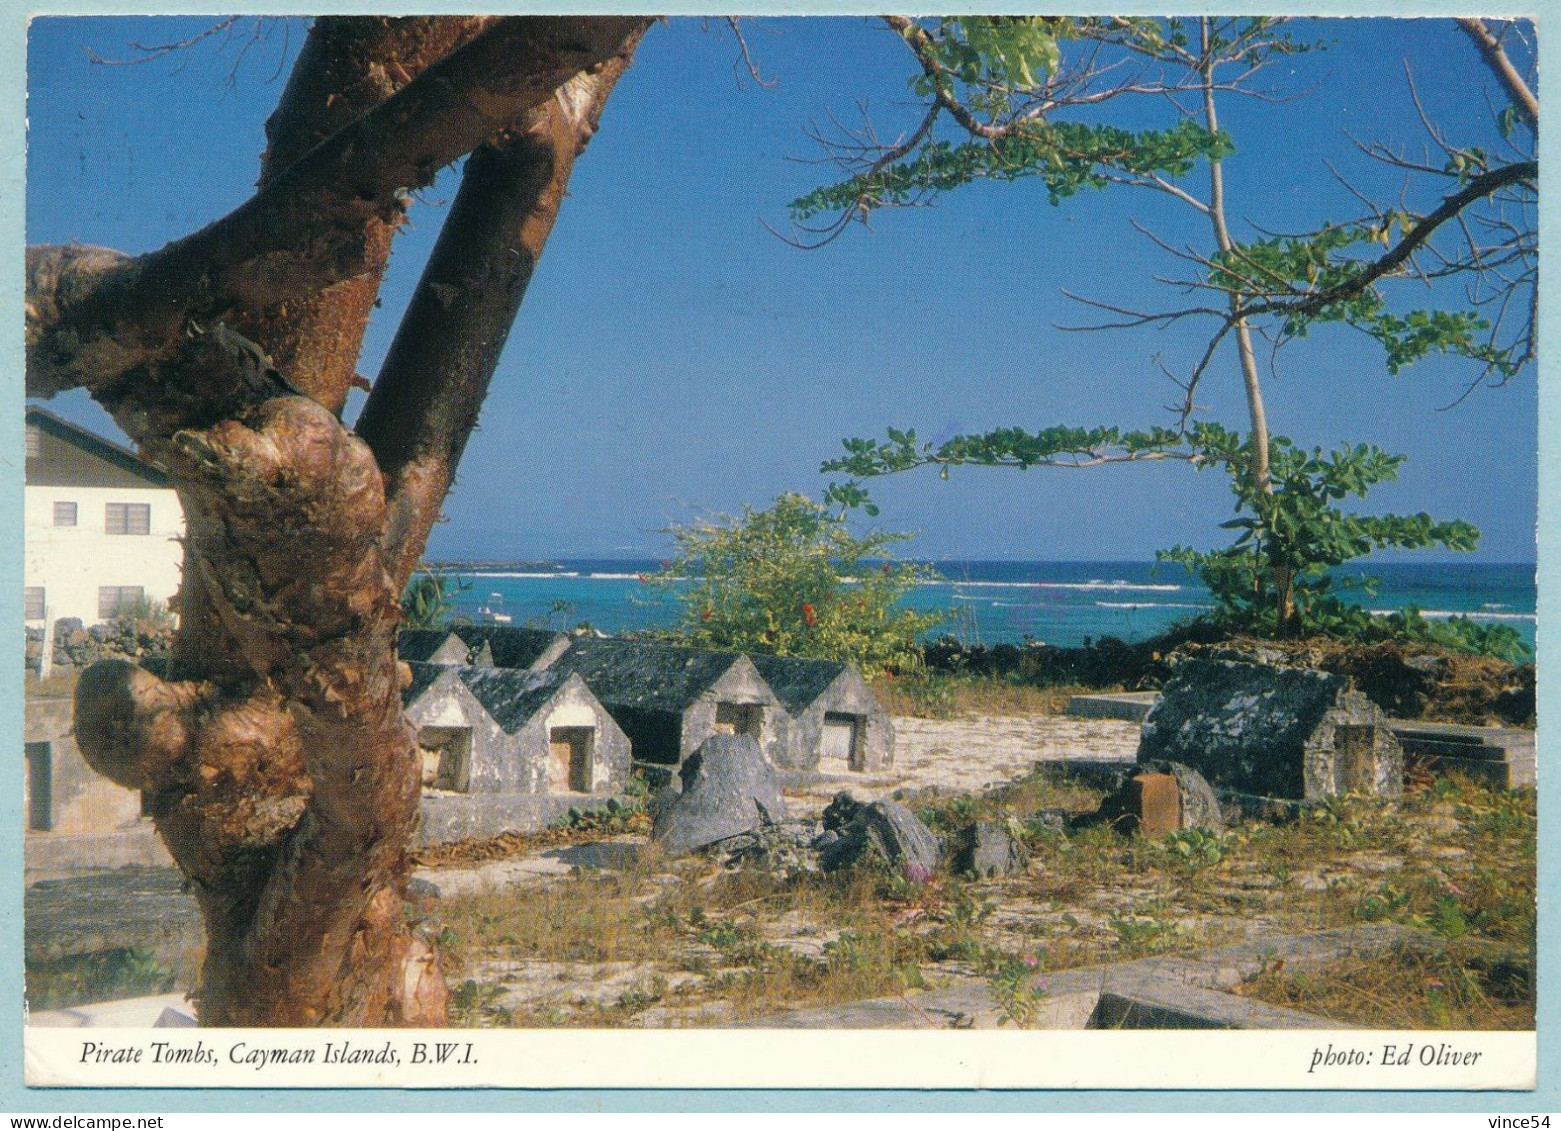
[29,15,652,1026]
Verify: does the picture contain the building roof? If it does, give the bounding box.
[747,654,851,713]
[457,665,575,732]
[399,629,466,664]
[550,638,750,714]
[402,661,450,707]
[451,624,568,669]
[25,406,169,488]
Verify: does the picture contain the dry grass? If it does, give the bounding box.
[1235,940,1533,1030]
[870,674,1099,719]
[433,766,1535,1030]
[24,669,80,699]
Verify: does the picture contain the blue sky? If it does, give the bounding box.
[25,16,1540,562]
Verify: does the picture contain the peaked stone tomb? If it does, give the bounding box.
[1138,658,1403,801]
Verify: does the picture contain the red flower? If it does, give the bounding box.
[637,574,648,584]
[802,603,818,627]
[701,607,713,621]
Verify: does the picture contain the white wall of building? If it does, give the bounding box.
[24,483,184,627]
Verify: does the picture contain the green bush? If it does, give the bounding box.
[658,493,945,676]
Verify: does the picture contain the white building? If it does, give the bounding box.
[24,407,185,628]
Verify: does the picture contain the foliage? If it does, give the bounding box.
[1209,217,1530,380]
[558,793,651,837]
[401,568,470,630]
[109,593,177,636]
[27,947,176,1011]
[1158,827,1229,870]
[1155,425,1480,636]
[985,950,1049,1027]
[827,421,1480,639]
[790,15,1535,385]
[792,117,1232,218]
[1370,607,1531,663]
[657,493,944,676]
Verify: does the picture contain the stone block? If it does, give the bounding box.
[1131,773,1182,837]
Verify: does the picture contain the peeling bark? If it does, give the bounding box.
[246,16,497,415]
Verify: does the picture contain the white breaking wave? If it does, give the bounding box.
[468,571,581,579]
[1369,608,1536,623]
[1094,601,1214,611]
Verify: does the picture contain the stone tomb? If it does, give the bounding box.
[1138,658,1403,801]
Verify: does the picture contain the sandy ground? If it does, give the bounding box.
[783,713,1140,815]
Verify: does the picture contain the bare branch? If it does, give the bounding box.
[86,17,245,64]
[723,17,776,89]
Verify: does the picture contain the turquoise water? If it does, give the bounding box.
[430,559,1537,651]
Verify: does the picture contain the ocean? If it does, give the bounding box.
[428,559,1537,652]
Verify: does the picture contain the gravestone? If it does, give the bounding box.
[1139,658,1402,800]
[1130,773,1182,836]
[950,821,1027,878]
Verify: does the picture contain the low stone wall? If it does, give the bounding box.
[26,827,172,880]
[417,793,617,846]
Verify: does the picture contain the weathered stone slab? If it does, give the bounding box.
[650,733,787,858]
[1067,691,1161,722]
[27,993,198,1029]
[417,793,616,846]
[25,868,202,966]
[1139,658,1402,800]
[1391,720,1535,789]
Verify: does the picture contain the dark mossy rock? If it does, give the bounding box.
[818,798,941,881]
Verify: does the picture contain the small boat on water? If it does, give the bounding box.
[478,593,513,624]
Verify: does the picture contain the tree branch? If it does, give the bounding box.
[1457,18,1538,128]
[26,16,650,409]
[241,16,499,415]
[1241,159,1536,326]
[357,26,649,584]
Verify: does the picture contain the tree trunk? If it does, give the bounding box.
[1199,18,1293,632]
[45,14,653,1027]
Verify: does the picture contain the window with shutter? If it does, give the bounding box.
[105,502,151,535]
